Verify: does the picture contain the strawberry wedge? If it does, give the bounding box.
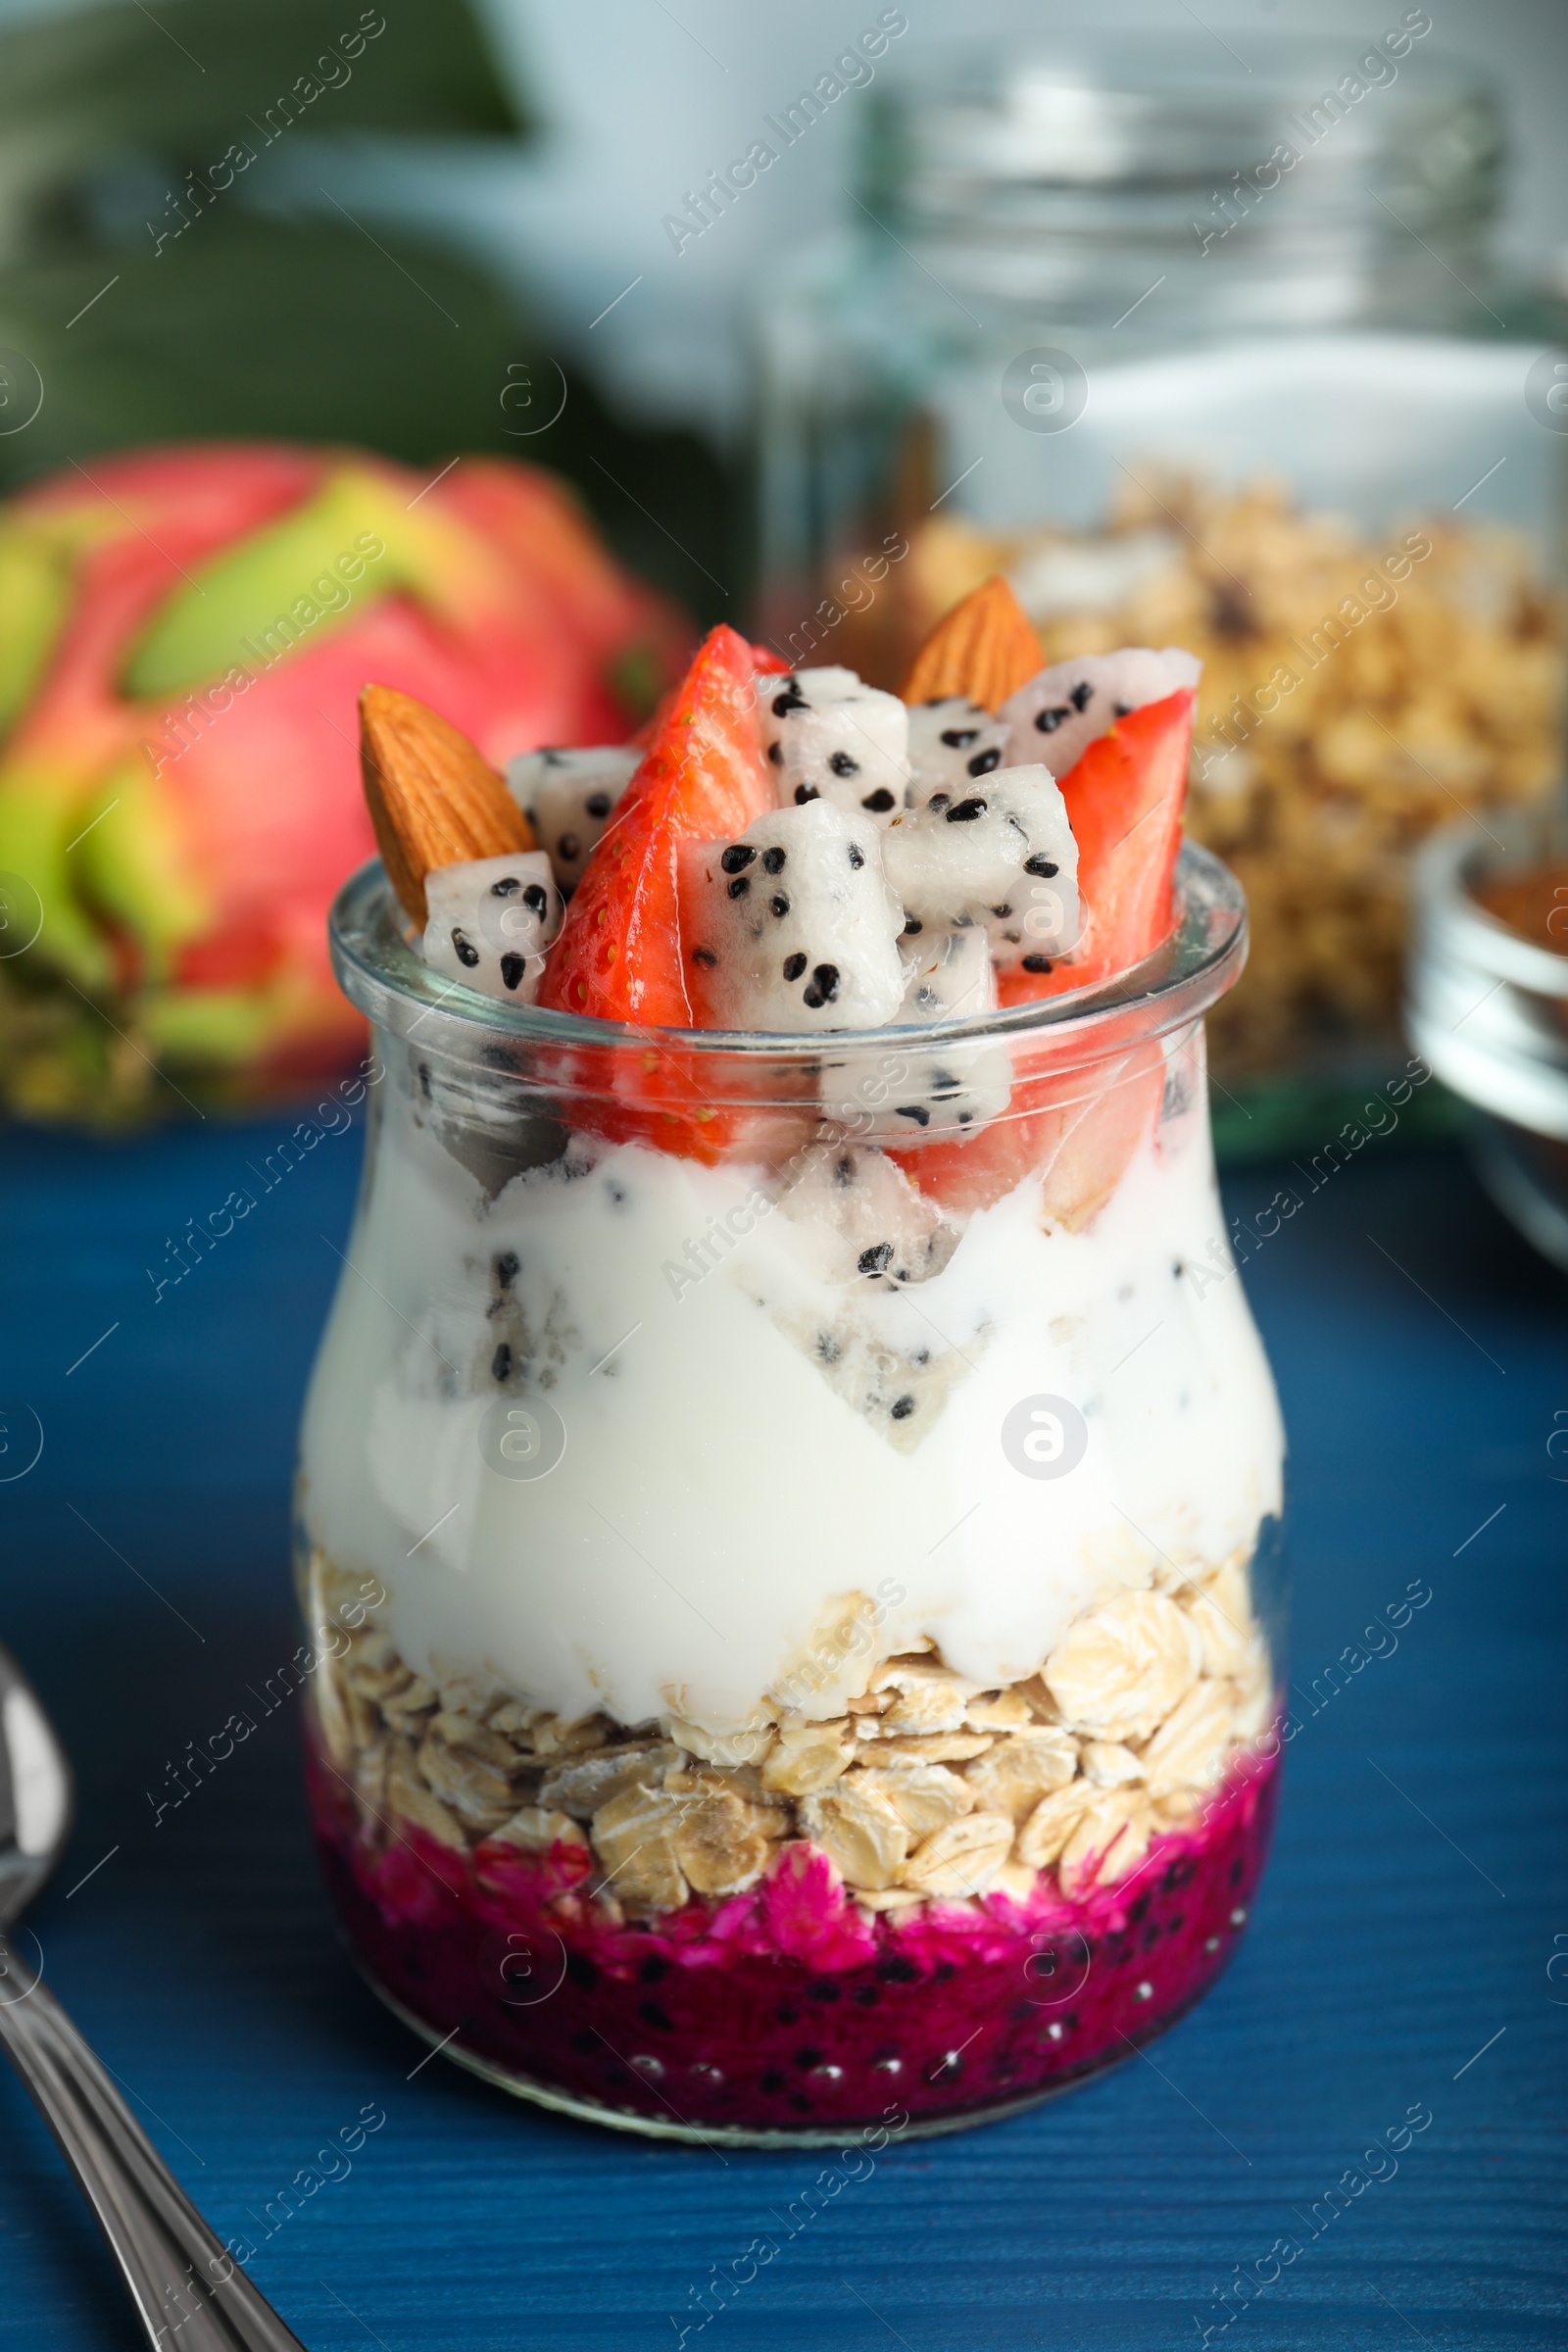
[890,1041,1168,1221]
[998,687,1196,1006]
[895,688,1195,1215]
[537,626,805,1161]
[627,640,787,752]
[540,625,773,1025]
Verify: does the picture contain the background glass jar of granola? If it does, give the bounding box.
[754,31,1568,1151]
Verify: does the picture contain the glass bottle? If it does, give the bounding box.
[755,33,1568,1146]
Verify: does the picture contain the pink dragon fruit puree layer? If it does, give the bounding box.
[306,1725,1279,2131]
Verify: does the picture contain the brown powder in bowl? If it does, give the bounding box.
[1474,858,1568,956]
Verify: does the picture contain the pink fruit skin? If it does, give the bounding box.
[305,1712,1279,2134]
[2,442,690,1108]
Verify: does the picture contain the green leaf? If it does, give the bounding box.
[0,0,524,219]
[0,214,529,484]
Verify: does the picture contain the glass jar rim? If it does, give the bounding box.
[328,839,1247,1073]
[1407,810,1568,1143]
[1412,813,1568,1001]
[870,36,1499,201]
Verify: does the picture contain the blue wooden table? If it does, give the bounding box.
[1,1109,1564,2350]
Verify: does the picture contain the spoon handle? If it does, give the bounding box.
[0,1933,308,2351]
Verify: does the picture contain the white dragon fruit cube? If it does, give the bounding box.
[822,928,1010,1140]
[745,1152,972,1451]
[821,1031,1012,1142]
[1000,647,1201,778]
[907,697,1011,808]
[421,852,563,1004]
[881,764,1080,974]
[775,1146,958,1288]
[983,803,1081,974]
[760,667,910,824]
[871,1038,1012,1139]
[506,745,640,892]
[680,800,906,1033]
[899,923,997,1022]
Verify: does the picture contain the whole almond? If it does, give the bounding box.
[901,574,1042,710]
[359,683,533,924]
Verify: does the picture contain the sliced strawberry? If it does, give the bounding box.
[998,687,1195,1008]
[891,1041,1166,1220]
[540,624,773,1025]
[628,640,787,750]
[536,625,803,1162]
[895,690,1193,1217]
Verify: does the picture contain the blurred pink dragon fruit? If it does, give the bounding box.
[0,442,690,1122]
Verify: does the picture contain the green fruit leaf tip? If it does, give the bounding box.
[121,468,414,700]
[72,761,211,981]
[0,525,75,740]
[0,767,113,985]
[136,981,285,1064]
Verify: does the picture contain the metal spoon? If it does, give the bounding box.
[0,1639,307,2350]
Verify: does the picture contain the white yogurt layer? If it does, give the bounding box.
[300,1059,1283,1736]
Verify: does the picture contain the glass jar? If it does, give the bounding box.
[1407,804,1568,1270]
[755,35,1568,1151]
[295,844,1286,2144]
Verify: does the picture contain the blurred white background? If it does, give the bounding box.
[353,0,1567,436]
[3,0,1555,444]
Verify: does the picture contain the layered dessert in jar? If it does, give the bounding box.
[298,576,1286,2141]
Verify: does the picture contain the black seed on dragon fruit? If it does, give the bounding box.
[874,1037,1012,1143]
[880,765,1080,970]
[679,801,906,1031]
[506,745,640,892]
[908,697,1011,807]
[820,928,1011,1140]
[774,1150,958,1289]
[421,852,563,1004]
[745,1154,976,1449]
[999,648,1201,778]
[759,665,910,826]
